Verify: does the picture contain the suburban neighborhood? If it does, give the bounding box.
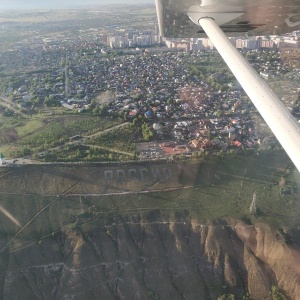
[0,6,300,163]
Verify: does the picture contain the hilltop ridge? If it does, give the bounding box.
[0,158,300,299]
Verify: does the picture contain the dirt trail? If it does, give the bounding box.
[0,95,27,117]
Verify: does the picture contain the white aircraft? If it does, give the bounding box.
[155,0,300,172]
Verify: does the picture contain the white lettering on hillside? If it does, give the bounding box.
[103,166,172,182]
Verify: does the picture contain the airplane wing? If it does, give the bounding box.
[155,0,300,38]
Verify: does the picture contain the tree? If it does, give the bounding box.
[216,83,222,91]
[32,153,39,161]
[215,110,223,118]
[229,149,236,155]
[3,108,14,116]
[32,97,41,104]
[93,107,100,115]
[242,293,250,300]
[167,99,173,105]
[90,99,96,109]
[271,286,286,300]
[142,123,153,142]
[217,150,224,158]
[218,294,235,300]
[207,131,212,139]
[44,95,60,107]
[132,118,138,126]
[21,147,32,156]
[99,104,108,116]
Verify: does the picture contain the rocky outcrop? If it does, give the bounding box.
[1,215,299,299]
[1,162,299,299]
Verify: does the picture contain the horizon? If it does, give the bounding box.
[0,0,153,10]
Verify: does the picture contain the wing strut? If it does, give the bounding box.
[197,17,300,172]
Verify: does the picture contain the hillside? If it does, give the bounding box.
[0,156,300,299]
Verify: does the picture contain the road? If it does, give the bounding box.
[1,158,42,166]
[65,60,68,99]
[84,122,130,139]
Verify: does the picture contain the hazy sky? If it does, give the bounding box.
[0,0,153,10]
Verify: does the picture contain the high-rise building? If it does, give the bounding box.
[101,34,109,45]
[202,38,214,49]
[261,39,274,48]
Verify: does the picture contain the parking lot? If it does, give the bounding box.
[136,142,165,160]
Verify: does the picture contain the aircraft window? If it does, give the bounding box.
[0,1,299,299]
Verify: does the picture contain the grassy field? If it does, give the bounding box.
[0,114,121,157]
[43,144,133,162]
[20,115,114,145]
[0,154,299,252]
[75,156,300,231]
[0,31,34,46]
[14,118,44,137]
[89,123,140,153]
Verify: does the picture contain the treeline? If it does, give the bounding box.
[38,144,134,162]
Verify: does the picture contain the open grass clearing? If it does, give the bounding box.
[14,118,44,137]
[89,124,139,154]
[20,115,121,145]
[0,114,122,157]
